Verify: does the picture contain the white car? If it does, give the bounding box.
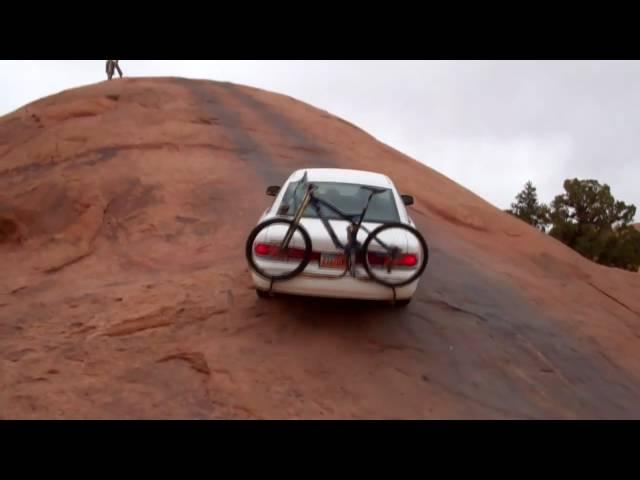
[246,168,427,306]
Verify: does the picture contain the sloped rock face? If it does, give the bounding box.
[1,77,640,419]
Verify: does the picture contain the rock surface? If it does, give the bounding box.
[1,77,640,419]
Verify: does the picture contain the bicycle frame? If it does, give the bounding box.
[279,178,393,256]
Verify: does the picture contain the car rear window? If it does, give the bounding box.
[277,181,400,223]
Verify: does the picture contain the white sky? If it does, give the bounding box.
[1,60,638,218]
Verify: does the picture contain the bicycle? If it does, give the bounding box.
[245,171,429,295]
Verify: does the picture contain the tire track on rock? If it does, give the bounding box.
[173,79,285,186]
[217,83,338,170]
[413,238,640,418]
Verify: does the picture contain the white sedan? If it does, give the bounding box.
[246,168,427,306]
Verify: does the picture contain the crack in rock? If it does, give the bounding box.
[158,352,210,376]
[100,307,176,337]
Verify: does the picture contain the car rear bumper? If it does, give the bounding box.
[250,272,419,301]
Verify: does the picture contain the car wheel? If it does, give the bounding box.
[394,298,411,307]
[256,289,271,299]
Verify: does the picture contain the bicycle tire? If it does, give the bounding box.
[361,222,429,288]
[245,217,312,282]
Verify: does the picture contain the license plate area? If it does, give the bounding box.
[319,253,347,269]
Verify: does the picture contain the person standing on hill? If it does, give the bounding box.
[106,60,123,80]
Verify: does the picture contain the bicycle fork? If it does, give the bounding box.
[343,189,378,277]
[279,186,313,250]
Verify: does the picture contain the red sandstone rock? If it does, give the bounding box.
[1,78,639,419]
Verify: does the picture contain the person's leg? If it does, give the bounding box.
[115,63,123,78]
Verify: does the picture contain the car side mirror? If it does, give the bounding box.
[266,185,280,197]
[401,194,414,206]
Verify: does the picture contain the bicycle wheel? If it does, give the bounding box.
[361,222,429,288]
[245,218,312,282]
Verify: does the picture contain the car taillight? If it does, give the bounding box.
[254,243,306,259]
[255,243,272,256]
[286,247,307,259]
[367,252,418,268]
[397,253,418,267]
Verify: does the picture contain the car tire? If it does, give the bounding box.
[394,298,411,307]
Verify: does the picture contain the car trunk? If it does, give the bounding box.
[299,218,410,278]
[255,216,419,279]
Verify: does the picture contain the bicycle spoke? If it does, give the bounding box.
[362,222,429,288]
[246,218,312,282]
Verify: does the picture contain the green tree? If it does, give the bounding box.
[598,226,640,271]
[548,178,640,271]
[506,181,550,232]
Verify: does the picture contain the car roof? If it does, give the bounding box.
[287,168,393,188]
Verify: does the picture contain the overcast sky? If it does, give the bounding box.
[1,60,638,218]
